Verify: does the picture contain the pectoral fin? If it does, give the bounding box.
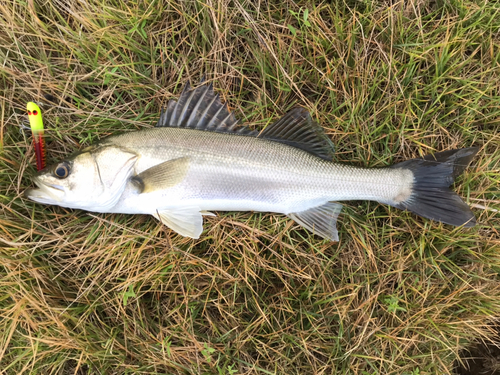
[132,157,190,194]
[288,202,343,241]
[154,205,206,239]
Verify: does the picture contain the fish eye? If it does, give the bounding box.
[54,162,70,179]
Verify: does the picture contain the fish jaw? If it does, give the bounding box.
[24,176,66,205]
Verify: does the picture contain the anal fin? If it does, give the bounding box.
[288,202,343,241]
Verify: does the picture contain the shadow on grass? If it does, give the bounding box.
[456,325,500,375]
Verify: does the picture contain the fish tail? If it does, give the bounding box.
[390,147,479,227]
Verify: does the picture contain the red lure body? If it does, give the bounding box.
[33,133,46,171]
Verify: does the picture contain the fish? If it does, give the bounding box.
[25,81,478,241]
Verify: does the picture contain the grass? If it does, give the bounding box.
[0,0,499,374]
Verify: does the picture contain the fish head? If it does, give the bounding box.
[25,145,138,211]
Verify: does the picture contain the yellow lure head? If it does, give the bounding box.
[27,102,44,134]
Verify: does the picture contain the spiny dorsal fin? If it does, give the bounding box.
[259,108,335,161]
[156,81,256,135]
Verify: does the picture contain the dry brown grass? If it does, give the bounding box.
[1,0,499,374]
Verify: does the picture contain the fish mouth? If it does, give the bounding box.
[25,178,65,204]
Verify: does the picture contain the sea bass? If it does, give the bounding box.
[25,82,478,240]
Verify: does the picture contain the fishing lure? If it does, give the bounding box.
[27,102,46,171]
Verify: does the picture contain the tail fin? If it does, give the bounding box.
[391,147,479,227]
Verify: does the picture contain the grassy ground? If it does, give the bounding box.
[0,0,499,374]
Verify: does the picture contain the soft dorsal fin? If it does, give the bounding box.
[258,108,335,160]
[156,81,255,135]
[156,82,335,160]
